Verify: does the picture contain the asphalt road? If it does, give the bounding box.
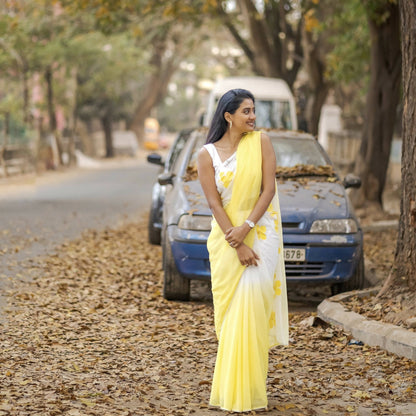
[0,159,161,313]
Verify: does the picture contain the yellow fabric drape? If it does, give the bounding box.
[207,131,289,412]
[207,132,261,338]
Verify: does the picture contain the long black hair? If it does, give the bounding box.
[206,88,255,144]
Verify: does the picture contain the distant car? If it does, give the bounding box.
[158,128,364,301]
[146,128,194,245]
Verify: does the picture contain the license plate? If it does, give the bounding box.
[284,248,306,262]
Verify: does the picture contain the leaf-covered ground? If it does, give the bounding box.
[1,221,415,416]
[341,225,416,328]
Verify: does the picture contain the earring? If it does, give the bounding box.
[229,120,232,129]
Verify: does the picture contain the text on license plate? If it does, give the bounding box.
[284,248,306,262]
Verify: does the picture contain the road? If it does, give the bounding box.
[0,159,161,313]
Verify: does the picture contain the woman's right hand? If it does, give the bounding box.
[235,244,260,267]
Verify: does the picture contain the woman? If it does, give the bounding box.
[197,89,289,412]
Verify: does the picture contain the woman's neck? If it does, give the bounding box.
[220,130,244,149]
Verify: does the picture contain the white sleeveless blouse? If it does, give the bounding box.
[203,143,236,207]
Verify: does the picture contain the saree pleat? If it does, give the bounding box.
[207,132,289,412]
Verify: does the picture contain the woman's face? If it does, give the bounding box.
[228,98,256,133]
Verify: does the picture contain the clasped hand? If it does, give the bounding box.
[225,225,259,267]
[225,225,247,248]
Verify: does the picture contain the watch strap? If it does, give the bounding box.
[245,219,255,228]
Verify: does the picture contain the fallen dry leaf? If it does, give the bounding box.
[0,219,414,416]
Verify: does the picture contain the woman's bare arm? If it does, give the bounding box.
[197,147,234,234]
[197,146,260,266]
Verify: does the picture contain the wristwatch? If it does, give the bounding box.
[245,219,255,228]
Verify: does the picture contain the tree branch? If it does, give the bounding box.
[215,2,255,64]
[239,0,274,75]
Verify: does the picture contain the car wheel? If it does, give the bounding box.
[162,238,190,301]
[331,254,365,295]
[148,203,162,245]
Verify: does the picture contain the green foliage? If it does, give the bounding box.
[324,1,370,86]
[60,0,224,132]
[0,1,88,125]
[0,0,375,138]
[299,0,370,86]
[0,0,248,136]
[0,86,32,144]
[0,1,149,128]
[62,0,216,39]
[74,32,146,121]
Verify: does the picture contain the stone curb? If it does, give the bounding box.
[317,288,416,361]
[361,219,399,232]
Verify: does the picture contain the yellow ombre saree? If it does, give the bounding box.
[206,131,289,412]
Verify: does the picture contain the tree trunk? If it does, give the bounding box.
[129,73,166,145]
[378,0,416,296]
[45,66,63,166]
[239,0,276,77]
[351,3,401,208]
[35,115,45,173]
[22,69,30,125]
[305,83,330,135]
[67,69,78,166]
[0,112,10,177]
[301,21,331,135]
[68,112,77,166]
[101,109,114,158]
[21,59,31,126]
[128,41,178,145]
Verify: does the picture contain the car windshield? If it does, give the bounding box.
[271,137,335,178]
[272,137,327,167]
[184,133,335,181]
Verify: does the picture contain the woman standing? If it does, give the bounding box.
[197,89,289,412]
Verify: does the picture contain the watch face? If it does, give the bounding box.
[246,220,254,228]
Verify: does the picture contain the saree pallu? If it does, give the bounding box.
[207,131,289,412]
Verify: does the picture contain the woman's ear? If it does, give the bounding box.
[224,112,232,124]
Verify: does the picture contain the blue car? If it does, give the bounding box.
[147,128,195,245]
[158,128,364,301]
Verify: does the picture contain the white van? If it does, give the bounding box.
[203,76,297,130]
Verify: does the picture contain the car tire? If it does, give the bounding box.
[162,238,190,301]
[331,254,365,295]
[148,203,162,245]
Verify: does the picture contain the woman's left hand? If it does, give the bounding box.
[225,224,250,248]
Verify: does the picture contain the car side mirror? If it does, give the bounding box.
[147,153,164,166]
[343,174,361,189]
[158,173,174,186]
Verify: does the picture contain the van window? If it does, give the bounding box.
[255,100,292,129]
[213,98,292,130]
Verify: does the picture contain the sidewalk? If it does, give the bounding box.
[318,287,416,360]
